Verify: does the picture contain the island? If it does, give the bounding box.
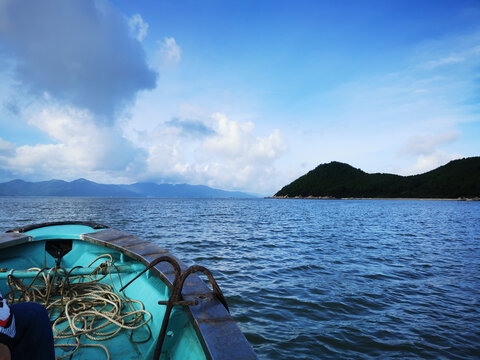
[273,157,480,200]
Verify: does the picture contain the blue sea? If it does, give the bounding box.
[1,197,479,359]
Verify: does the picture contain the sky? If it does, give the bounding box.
[0,0,479,195]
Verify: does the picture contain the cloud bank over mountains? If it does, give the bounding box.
[0,0,286,193]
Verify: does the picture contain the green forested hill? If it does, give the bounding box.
[274,157,480,199]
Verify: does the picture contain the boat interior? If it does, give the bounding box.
[0,224,207,360]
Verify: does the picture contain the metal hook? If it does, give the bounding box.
[120,256,229,360]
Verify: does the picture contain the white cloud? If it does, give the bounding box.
[418,42,480,70]
[399,132,462,174]
[422,55,465,70]
[0,0,156,119]
[204,113,286,164]
[142,112,287,193]
[404,152,462,175]
[158,37,182,64]
[0,99,286,193]
[1,106,144,182]
[401,131,460,157]
[128,14,148,42]
[0,1,286,193]
[203,113,255,158]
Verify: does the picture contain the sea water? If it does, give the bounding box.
[0,197,479,359]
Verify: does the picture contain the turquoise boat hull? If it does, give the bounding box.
[0,222,257,360]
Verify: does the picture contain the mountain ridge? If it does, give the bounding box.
[0,179,256,198]
[274,157,480,199]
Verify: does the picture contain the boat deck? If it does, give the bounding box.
[0,229,204,359]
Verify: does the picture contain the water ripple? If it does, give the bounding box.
[1,198,479,359]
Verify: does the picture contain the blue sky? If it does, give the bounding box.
[0,0,479,194]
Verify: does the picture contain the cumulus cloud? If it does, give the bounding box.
[128,14,148,42]
[143,113,286,192]
[203,113,255,157]
[0,106,144,181]
[0,1,285,193]
[204,113,285,164]
[0,0,157,121]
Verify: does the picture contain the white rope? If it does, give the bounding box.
[6,255,152,359]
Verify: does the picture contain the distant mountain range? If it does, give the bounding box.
[274,157,480,199]
[0,178,256,198]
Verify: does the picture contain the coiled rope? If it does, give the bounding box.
[6,254,152,359]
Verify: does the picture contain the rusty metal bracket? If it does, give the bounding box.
[119,255,229,360]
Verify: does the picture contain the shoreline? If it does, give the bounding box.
[266,196,480,201]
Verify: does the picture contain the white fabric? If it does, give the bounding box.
[0,315,15,338]
[0,292,10,322]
